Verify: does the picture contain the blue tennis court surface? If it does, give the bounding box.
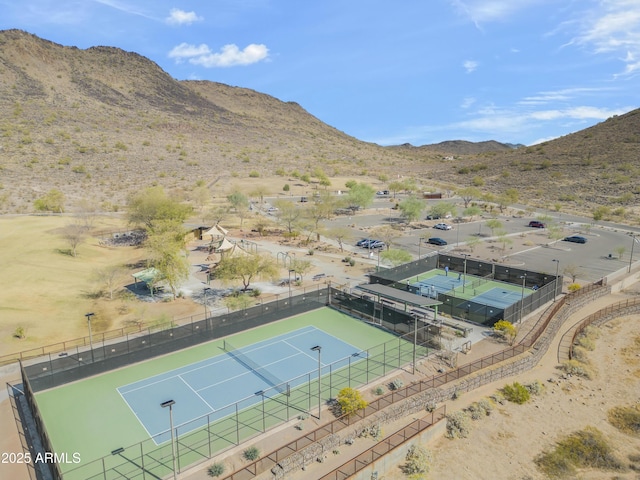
[412,274,467,296]
[117,326,362,444]
[471,287,529,309]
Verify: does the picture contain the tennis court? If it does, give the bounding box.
[471,287,527,309]
[35,307,414,479]
[118,326,362,445]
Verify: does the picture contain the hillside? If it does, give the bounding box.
[0,30,639,222]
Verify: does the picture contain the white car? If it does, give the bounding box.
[434,223,452,230]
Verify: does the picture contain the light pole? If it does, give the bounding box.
[288,269,295,299]
[412,314,418,375]
[160,399,178,480]
[85,312,95,363]
[629,234,638,273]
[519,274,527,323]
[203,287,211,320]
[310,346,322,420]
[552,259,560,302]
[462,254,470,293]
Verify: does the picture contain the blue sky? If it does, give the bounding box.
[2,1,640,146]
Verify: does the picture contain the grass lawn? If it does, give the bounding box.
[0,215,197,356]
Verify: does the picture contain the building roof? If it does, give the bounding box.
[355,284,442,308]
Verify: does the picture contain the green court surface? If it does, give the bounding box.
[409,268,533,304]
[35,307,406,477]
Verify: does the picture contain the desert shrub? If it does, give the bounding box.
[243,446,260,461]
[493,320,517,344]
[207,463,225,477]
[336,387,368,416]
[390,378,404,390]
[425,400,438,412]
[373,386,385,396]
[490,391,506,405]
[535,427,624,478]
[446,411,471,439]
[561,359,593,379]
[466,399,494,420]
[567,283,581,292]
[525,380,544,396]
[607,405,640,436]
[13,326,26,339]
[576,335,596,351]
[502,382,530,404]
[402,444,432,475]
[571,345,589,363]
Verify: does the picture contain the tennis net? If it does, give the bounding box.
[223,340,289,395]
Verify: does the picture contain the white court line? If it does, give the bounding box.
[195,349,306,393]
[116,386,156,440]
[282,337,326,366]
[178,375,216,412]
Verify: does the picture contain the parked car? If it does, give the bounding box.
[427,237,448,246]
[426,214,441,220]
[356,238,371,247]
[563,235,587,244]
[376,190,390,196]
[300,196,308,202]
[434,223,453,230]
[367,240,385,249]
[528,221,546,228]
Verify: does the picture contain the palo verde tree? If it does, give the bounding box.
[274,199,302,234]
[457,186,481,209]
[380,248,413,267]
[145,221,190,300]
[34,188,65,213]
[345,182,375,210]
[429,201,457,219]
[398,196,425,223]
[127,186,192,233]
[214,253,279,291]
[226,190,250,227]
[326,226,352,252]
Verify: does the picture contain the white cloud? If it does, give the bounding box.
[166,8,202,26]
[168,42,269,67]
[460,97,477,108]
[571,0,640,76]
[450,0,545,26]
[463,60,478,73]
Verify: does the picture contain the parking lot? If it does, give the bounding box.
[326,197,639,284]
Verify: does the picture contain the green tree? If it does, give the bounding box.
[398,196,424,223]
[336,387,368,416]
[290,258,313,282]
[497,188,519,212]
[462,205,482,221]
[274,199,302,234]
[127,186,191,233]
[496,229,512,252]
[380,248,412,267]
[214,254,278,291]
[34,188,65,213]
[457,187,481,208]
[465,236,481,253]
[593,205,610,222]
[345,182,375,210]
[429,201,456,219]
[250,185,269,204]
[485,218,503,236]
[227,191,250,227]
[145,223,190,299]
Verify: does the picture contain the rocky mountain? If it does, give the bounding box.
[0,30,638,222]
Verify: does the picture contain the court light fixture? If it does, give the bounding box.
[111,447,124,455]
[161,399,177,480]
[310,346,322,420]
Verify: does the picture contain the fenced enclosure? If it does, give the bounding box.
[20,292,438,480]
[368,253,562,325]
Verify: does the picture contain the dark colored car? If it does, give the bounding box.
[528,221,546,228]
[427,237,448,246]
[426,214,442,220]
[356,238,371,247]
[563,235,587,244]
